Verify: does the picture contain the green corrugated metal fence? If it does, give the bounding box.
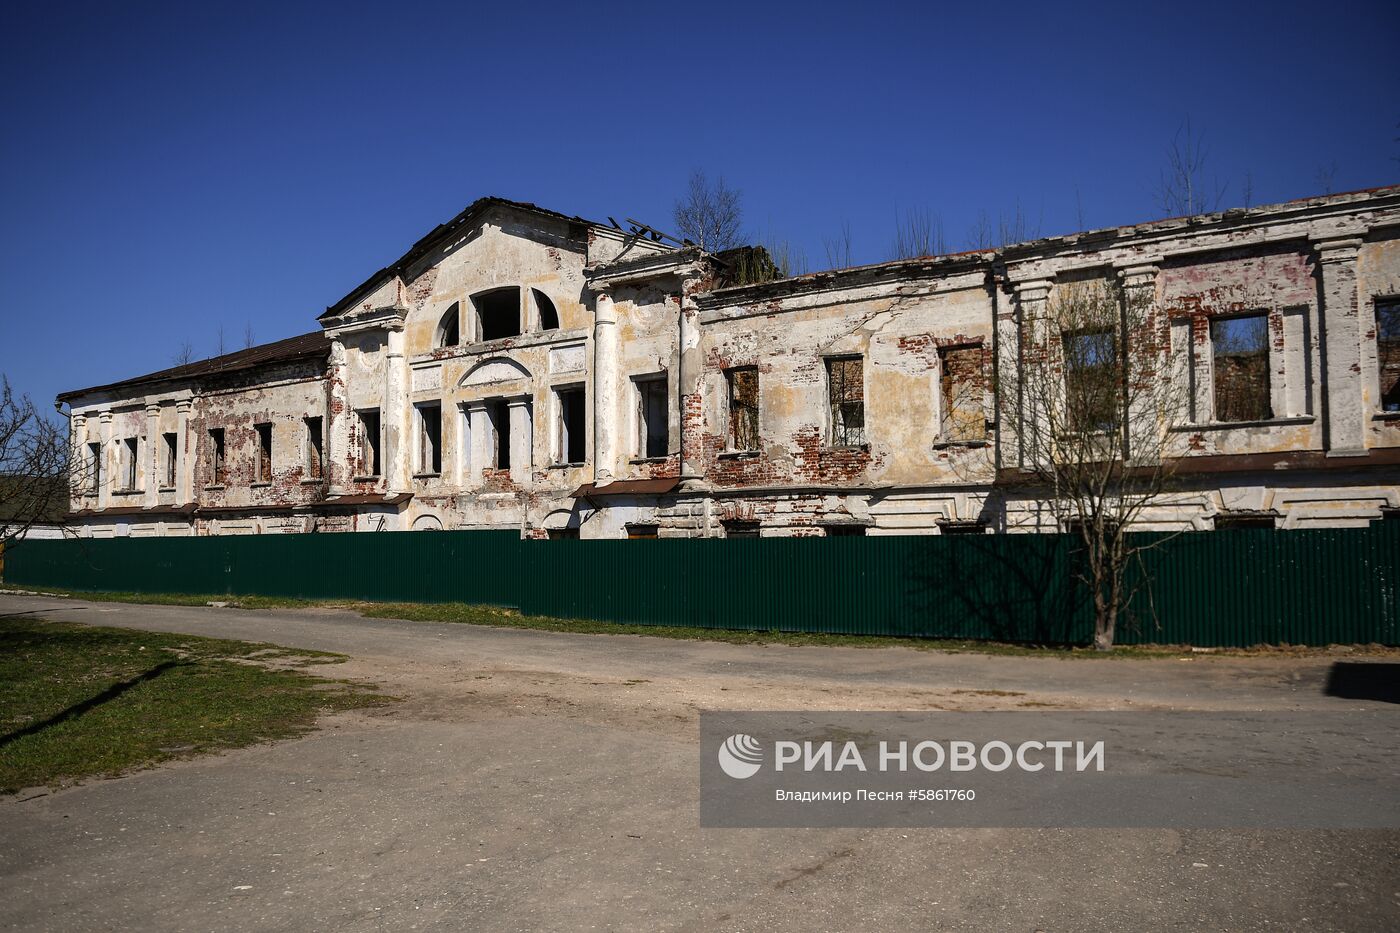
[3,523,1397,647]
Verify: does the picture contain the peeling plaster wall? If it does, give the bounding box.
[61,191,1400,540]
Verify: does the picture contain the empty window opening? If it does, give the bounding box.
[488,399,511,470]
[636,376,668,458]
[938,521,986,535]
[209,428,226,486]
[1212,314,1272,422]
[1378,299,1400,412]
[255,422,273,483]
[417,402,442,474]
[357,410,381,477]
[724,520,761,539]
[161,432,177,488]
[727,367,760,451]
[826,356,866,447]
[534,289,559,331]
[474,288,521,341]
[304,417,324,480]
[436,302,461,348]
[1063,329,1120,433]
[86,441,102,493]
[626,524,659,539]
[120,437,138,490]
[556,386,585,464]
[824,524,867,537]
[939,345,986,441]
[548,527,579,540]
[1214,512,1277,530]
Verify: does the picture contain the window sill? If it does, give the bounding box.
[1171,416,1315,432]
[413,472,442,480]
[112,488,142,496]
[250,482,271,489]
[1372,411,1400,421]
[158,486,176,493]
[823,443,870,453]
[204,484,226,492]
[301,477,324,485]
[548,462,585,470]
[717,450,759,460]
[352,476,382,482]
[931,438,990,450]
[628,456,670,465]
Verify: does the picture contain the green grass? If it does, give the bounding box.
[0,617,390,794]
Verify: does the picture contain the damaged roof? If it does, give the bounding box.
[319,196,612,323]
[58,331,332,402]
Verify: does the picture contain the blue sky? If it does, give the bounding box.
[3,0,1398,411]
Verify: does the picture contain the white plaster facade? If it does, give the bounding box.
[60,190,1400,537]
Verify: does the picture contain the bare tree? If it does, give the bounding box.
[823,221,855,269]
[215,325,227,358]
[965,202,1041,251]
[1157,117,1226,217]
[673,170,744,252]
[1315,161,1339,195]
[998,278,1185,649]
[890,207,946,260]
[1240,171,1254,210]
[172,340,195,366]
[0,377,72,545]
[243,321,256,350]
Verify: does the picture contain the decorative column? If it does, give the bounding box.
[175,400,192,504]
[97,410,113,510]
[71,413,87,508]
[508,397,533,485]
[383,325,410,492]
[326,338,351,495]
[144,404,160,506]
[1006,276,1054,470]
[466,401,490,487]
[1314,236,1366,456]
[1117,263,1162,462]
[592,286,618,483]
[678,278,704,485]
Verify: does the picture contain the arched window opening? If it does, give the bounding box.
[534,289,559,331]
[473,287,521,341]
[436,302,461,348]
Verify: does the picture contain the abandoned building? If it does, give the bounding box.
[58,186,1400,538]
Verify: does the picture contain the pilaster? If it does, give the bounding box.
[1314,235,1366,456]
[592,287,618,483]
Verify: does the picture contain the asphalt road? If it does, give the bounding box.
[1,594,1397,932]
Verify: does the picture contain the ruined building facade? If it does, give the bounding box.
[60,188,1400,538]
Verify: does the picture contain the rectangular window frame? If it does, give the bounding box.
[86,441,102,493]
[161,432,177,490]
[120,437,139,492]
[1377,298,1400,414]
[937,343,987,443]
[415,402,443,476]
[304,416,324,481]
[726,367,760,452]
[633,373,669,460]
[554,384,586,466]
[1062,328,1121,435]
[254,422,273,484]
[723,520,761,539]
[208,428,226,487]
[825,355,867,449]
[1209,311,1274,424]
[356,409,381,478]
